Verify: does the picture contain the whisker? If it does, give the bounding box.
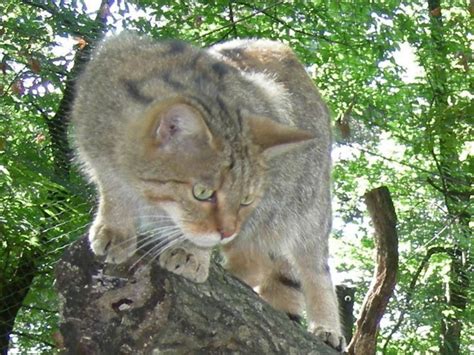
[133,210,192,221]
[138,224,181,237]
[136,215,192,225]
[149,230,183,250]
[147,235,186,266]
[150,233,185,254]
[135,217,176,224]
[113,234,159,254]
[129,231,183,271]
[44,222,90,245]
[135,214,175,219]
[40,208,90,232]
[138,222,177,230]
[149,235,186,261]
[135,226,181,246]
[41,219,77,234]
[134,230,181,254]
[110,223,180,250]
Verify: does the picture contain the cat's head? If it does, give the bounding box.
[123,96,314,247]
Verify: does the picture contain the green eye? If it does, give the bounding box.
[192,184,215,201]
[241,194,255,206]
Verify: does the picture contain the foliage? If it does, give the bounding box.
[0,0,472,353]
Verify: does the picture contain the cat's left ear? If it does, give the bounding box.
[246,115,315,158]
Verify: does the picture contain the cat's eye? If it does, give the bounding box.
[241,194,255,206]
[192,184,215,201]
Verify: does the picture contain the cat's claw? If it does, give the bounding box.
[310,325,346,352]
[89,223,136,264]
[159,246,211,283]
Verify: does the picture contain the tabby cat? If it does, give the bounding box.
[71,33,344,350]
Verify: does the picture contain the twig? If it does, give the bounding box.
[235,1,363,46]
[228,1,238,37]
[21,305,56,314]
[346,143,470,187]
[429,147,453,213]
[195,1,284,40]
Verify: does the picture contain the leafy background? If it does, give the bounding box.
[0,0,472,353]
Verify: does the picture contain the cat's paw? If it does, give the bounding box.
[89,222,136,264]
[159,246,210,283]
[310,324,346,352]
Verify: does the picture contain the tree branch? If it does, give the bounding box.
[55,237,340,354]
[19,0,86,38]
[347,186,398,355]
[19,0,60,16]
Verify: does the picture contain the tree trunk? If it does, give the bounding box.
[426,2,471,353]
[0,3,110,353]
[54,236,340,354]
[0,254,36,355]
[439,246,470,355]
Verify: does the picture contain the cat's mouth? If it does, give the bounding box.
[219,233,237,245]
[184,230,238,248]
[149,206,239,248]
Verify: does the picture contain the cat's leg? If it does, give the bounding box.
[159,241,211,283]
[89,181,137,264]
[292,247,345,351]
[257,257,305,321]
[221,244,304,320]
[221,243,267,288]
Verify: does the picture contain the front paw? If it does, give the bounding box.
[159,246,210,283]
[89,222,136,264]
[310,324,346,352]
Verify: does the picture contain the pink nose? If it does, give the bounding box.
[219,229,235,239]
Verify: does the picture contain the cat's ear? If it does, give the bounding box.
[149,98,212,149]
[246,115,314,157]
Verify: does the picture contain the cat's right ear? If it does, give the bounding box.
[146,98,213,150]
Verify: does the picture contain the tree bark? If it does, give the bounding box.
[55,236,340,354]
[347,186,398,355]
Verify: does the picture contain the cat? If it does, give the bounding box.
[71,32,344,351]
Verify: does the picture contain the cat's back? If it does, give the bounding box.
[210,39,331,144]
